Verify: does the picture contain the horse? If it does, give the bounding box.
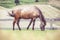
[8,6,46,31]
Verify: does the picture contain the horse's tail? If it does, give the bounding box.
[8,11,15,17]
[35,6,46,23]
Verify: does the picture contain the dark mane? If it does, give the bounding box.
[34,6,46,22]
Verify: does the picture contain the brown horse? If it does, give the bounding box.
[8,6,46,31]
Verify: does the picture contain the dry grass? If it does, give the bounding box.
[0,30,60,40]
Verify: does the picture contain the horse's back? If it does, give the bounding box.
[21,6,39,18]
[13,6,40,19]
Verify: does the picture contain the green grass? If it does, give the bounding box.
[0,0,48,8]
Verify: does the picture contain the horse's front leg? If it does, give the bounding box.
[32,18,36,30]
[16,19,21,30]
[40,21,46,31]
[27,19,33,30]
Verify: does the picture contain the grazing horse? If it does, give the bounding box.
[8,6,46,31]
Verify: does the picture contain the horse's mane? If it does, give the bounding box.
[34,6,46,22]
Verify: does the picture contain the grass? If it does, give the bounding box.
[0,30,60,40]
[0,0,48,8]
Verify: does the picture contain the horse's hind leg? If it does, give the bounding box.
[13,19,16,30]
[32,18,36,30]
[17,19,21,30]
[27,19,33,30]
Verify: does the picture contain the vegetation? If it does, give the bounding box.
[0,0,48,8]
[0,30,60,40]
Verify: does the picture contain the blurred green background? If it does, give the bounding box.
[0,0,48,8]
[0,0,60,10]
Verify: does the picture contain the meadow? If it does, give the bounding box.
[0,30,60,40]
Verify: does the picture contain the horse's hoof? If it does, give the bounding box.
[32,28,34,30]
[27,29,29,30]
[32,29,34,30]
[41,28,45,31]
[41,29,45,31]
[13,29,14,31]
[40,27,45,31]
[13,29,14,30]
[27,28,29,30]
[19,29,21,30]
